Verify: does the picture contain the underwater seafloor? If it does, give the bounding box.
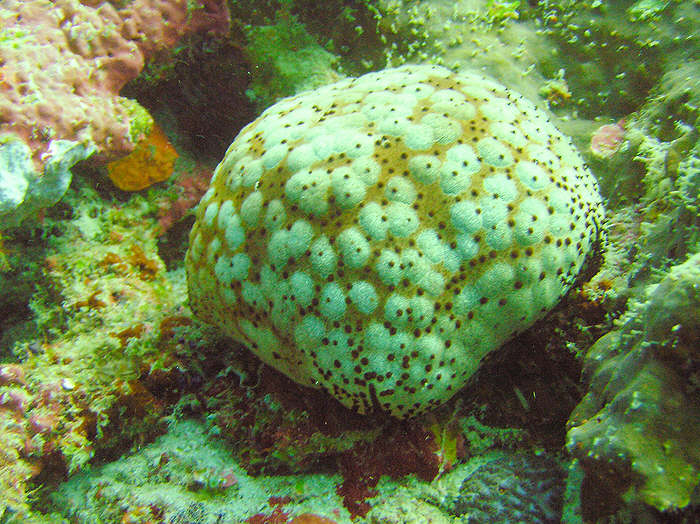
[0,1,698,523]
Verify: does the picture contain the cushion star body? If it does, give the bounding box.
[186,65,604,418]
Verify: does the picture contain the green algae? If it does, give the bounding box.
[628,0,671,20]
[485,0,521,23]
[567,254,700,515]
[458,415,525,456]
[243,13,339,110]
[0,26,31,49]
[119,98,154,144]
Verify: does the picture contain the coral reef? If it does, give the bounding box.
[156,164,213,235]
[567,253,700,519]
[590,119,626,159]
[227,0,389,78]
[580,43,698,310]
[51,418,350,523]
[122,34,255,161]
[50,416,565,524]
[201,361,383,477]
[0,0,697,522]
[335,420,453,518]
[364,449,565,523]
[186,64,605,418]
[367,0,557,101]
[0,177,194,517]
[241,12,340,112]
[0,0,230,225]
[446,451,565,522]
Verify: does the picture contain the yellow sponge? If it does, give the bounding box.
[107,124,178,191]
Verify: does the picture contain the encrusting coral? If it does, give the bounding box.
[0,0,230,226]
[186,64,605,418]
[0,0,230,167]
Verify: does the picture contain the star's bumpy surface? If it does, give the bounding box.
[186,65,604,418]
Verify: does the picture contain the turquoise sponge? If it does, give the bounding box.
[186,65,605,418]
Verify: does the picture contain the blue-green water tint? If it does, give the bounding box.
[0,1,697,522]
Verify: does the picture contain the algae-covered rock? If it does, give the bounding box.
[51,418,349,523]
[567,253,700,517]
[243,14,340,111]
